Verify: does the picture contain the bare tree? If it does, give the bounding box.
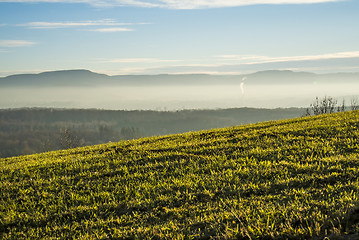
[305,96,343,116]
[59,128,80,149]
[42,139,53,152]
[120,126,141,140]
[351,97,359,111]
[337,99,345,113]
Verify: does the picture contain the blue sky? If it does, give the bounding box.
[0,0,358,76]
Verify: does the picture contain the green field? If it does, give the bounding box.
[1,111,359,239]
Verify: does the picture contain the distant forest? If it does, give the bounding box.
[0,107,304,158]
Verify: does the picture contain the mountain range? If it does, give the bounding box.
[1,69,358,87]
[1,69,358,110]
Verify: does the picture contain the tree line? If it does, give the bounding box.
[0,108,304,158]
[1,101,358,158]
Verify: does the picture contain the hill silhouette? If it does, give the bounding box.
[1,69,359,87]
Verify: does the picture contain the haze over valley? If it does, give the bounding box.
[1,70,358,110]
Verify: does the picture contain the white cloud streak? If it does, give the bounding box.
[87,27,134,32]
[0,0,344,9]
[19,19,148,29]
[117,51,359,74]
[96,51,359,75]
[0,40,36,47]
[217,51,359,64]
[100,58,180,63]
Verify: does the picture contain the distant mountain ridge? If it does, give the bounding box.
[0,70,110,87]
[1,69,358,87]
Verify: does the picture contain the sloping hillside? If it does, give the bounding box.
[1,111,359,239]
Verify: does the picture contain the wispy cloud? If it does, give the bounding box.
[94,51,359,73]
[19,19,148,29]
[0,40,36,47]
[100,58,180,63]
[115,51,359,75]
[87,27,134,32]
[217,51,359,64]
[130,0,343,9]
[0,0,343,9]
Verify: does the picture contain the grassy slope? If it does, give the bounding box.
[1,111,359,239]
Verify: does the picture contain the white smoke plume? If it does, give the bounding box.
[240,76,247,94]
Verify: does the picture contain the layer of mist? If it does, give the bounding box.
[0,83,358,110]
[1,70,358,110]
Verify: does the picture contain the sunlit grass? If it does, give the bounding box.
[1,111,359,239]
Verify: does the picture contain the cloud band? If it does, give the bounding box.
[0,0,343,9]
[0,40,36,47]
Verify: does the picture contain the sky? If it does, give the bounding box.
[0,0,359,77]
